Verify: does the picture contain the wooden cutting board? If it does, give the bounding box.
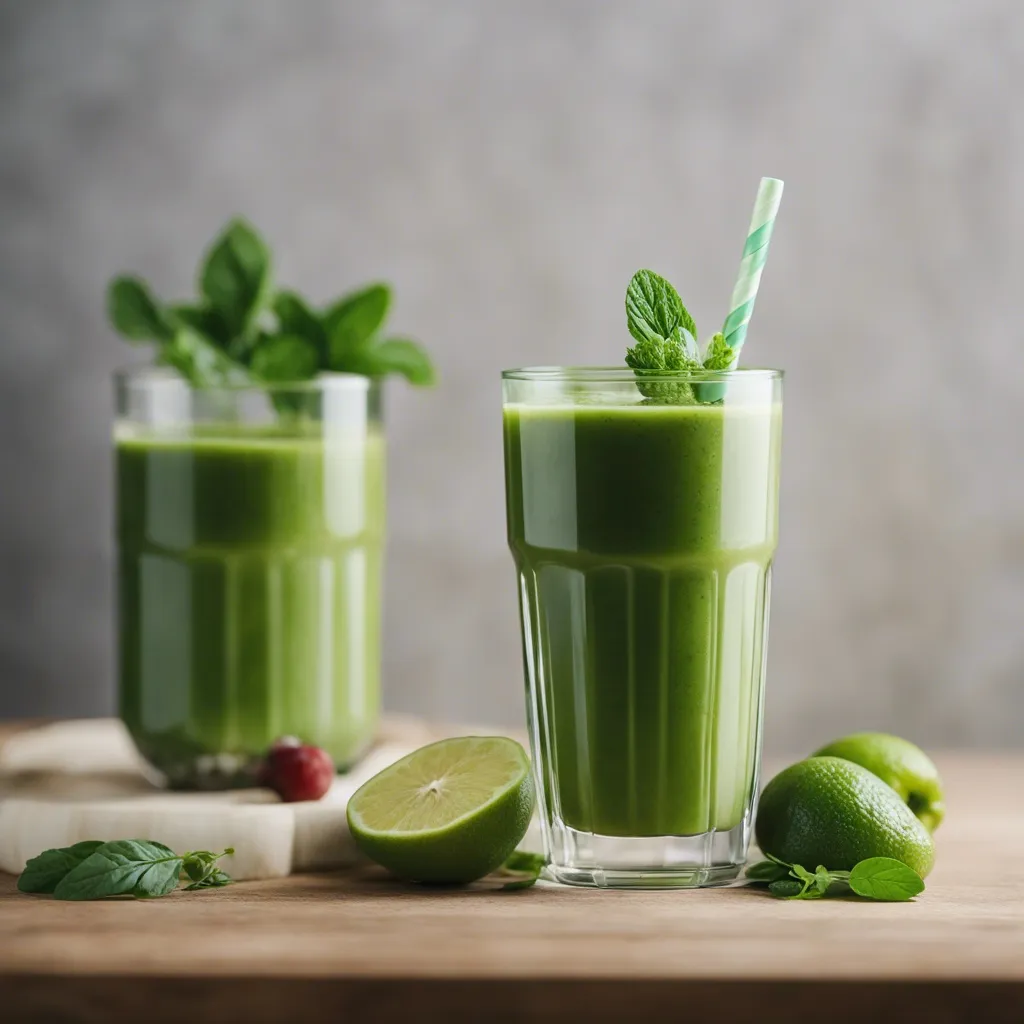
[0,718,538,880]
[1,723,1023,1023]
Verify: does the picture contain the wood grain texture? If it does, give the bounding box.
[1,751,1022,1023]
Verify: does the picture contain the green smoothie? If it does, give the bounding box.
[116,425,385,787]
[504,400,781,837]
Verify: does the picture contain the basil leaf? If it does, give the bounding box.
[250,334,320,383]
[158,326,237,388]
[107,276,174,342]
[274,291,326,348]
[625,269,697,350]
[184,868,232,891]
[54,840,184,901]
[170,303,231,348]
[325,284,390,363]
[18,841,105,894]
[352,337,435,385]
[849,858,925,902]
[181,848,234,885]
[200,219,271,338]
[745,860,791,884]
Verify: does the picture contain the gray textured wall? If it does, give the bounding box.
[1,0,1022,753]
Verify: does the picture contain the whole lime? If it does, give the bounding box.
[755,756,934,877]
[346,736,535,884]
[813,732,944,831]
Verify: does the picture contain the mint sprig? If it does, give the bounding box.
[624,269,738,403]
[107,219,434,391]
[746,856,923,902]
[17,840,234,901]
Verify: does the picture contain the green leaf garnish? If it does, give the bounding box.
[53,840,184,901]
[184,868,233,891]
[848,858,925,901]
[17,841,105,894]
[756,855,924,903]
[108,222,432,393]
[744,859,791,884]
[768,879,804,898]
[494,851,546,891]
[250,334,321,383]
[17,841,234,900]
[325,283,391,364]
[157,327,238,388]
[180,848,235,891]
[170,303,230,347]
[107,277,175,342]
[199,218,272,342]
[273,291,328,354]
[353,337,436,386]
[625,269,697,352]
[702,331,735,371]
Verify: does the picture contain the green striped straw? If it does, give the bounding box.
[721,176,784,365]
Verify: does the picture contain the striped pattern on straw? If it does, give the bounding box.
[722,176,784,361]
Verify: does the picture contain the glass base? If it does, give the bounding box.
[543,819,750,889]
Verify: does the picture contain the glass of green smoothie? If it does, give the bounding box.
[115,372,387,786]
[115,368,386,788]
[503,365,782,886]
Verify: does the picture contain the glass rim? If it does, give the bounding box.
[113,365,373,393]
[501,365,783,383]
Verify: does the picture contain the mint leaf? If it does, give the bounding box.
[625,269,697,350]
[814,865,833,895]
[702,331,735,371]
[849,858,925,901]
[53,840,184,901]
[250,334,320,383]
[107,277,174,342]
[625,336,701,404]
[745,860,791,884]
[18,841,105,894]
[325,284,390,364]
[624,269,703,404]
[790,863,815,884]
[199,218,271,339]
[353,337,435,386]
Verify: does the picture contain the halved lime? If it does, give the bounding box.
[346,736,535,883]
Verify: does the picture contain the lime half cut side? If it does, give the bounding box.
[346,736,535,884]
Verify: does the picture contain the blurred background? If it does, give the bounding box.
[1,0,1022,754]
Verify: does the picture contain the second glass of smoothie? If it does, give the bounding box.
[116,369,385,788]
[503,367,782,887]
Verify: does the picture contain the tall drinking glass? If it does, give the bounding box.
[503,367,783,887]
[116,369,385,788]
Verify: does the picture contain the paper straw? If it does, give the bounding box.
[721,176,784,363]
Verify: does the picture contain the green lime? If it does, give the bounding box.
[346,736,535,884]
[813,732,944,831]
[755,756,934,877]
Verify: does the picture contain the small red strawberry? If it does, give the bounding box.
[259,739,335,802]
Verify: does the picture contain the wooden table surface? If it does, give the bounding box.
[1,722,1022,1023]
